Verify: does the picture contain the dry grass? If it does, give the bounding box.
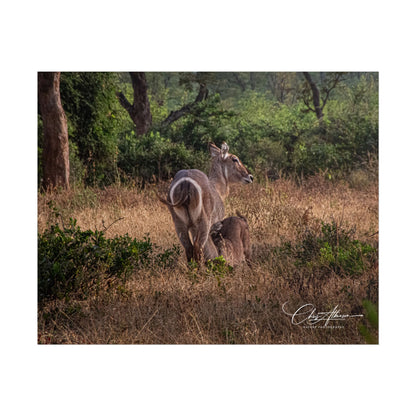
[38,175,378,344]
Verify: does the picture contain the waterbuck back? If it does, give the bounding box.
[160,142,253,263]
[210,212,252,267]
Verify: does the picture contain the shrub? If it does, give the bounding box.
[278,221,377,278]
[165,93,236,151]
[38,217,180,303]
[118,130,207,182]
[59,72,126,186]
[359,300,378,344]
[206,256,233,287]
[225,95,317,175]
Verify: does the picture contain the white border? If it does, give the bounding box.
[2,1,416,415]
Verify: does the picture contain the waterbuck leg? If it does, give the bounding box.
[193,240,203,263]
[203,235,219,261]
[177,229,194,262]
[170,210,194,262]
[191,219,218,263]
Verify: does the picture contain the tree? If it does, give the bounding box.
[226,73,256,93]
[249,72,256,90]
[117,72,212,132]
[116,72,152,136]
[232,73,247,92]
[302,72,345,121]
[161,72,215,127]
[59,72,121,185]
[38,72,70,190]
[268,72,297,104]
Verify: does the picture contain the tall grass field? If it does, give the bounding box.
[38,174,378,344]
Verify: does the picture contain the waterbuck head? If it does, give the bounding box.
[209,142,253,186]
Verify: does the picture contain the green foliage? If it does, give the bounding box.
[68,140,86,185]
[38,216,180,303]
[148,92,169,125]
[279,221,377,278]
[185,256,233,286]
[186,259,200,283]
[362,299,378,328]
[359,300,378,344]
[327,75,378,154]
[293,137,349,176]
[118,130,207,182]
[224,94,318,177]
[206,256,233,287]
[39,72,378,188]
[291,74,378,177]
[155,81,377,180]
[59,72,131,186]
[217,75,378,179]
[166,93,236,151]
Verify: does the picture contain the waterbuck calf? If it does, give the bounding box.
[160,142,253,263]
[210,213,252,267]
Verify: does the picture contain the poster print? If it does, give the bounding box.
[38,72,378,344]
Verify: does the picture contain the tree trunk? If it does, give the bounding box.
[38,72,70,190]
[232,73,246,92]
[249,72,256,90]
[303,72,324,120]
[117,72,152,136]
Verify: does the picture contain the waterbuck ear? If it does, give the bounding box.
[220,142,229,159]
[210,221,223,234]
[209,142,220,157]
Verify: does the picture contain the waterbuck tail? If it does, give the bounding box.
[235,210,248,222]
[158,192,189,208]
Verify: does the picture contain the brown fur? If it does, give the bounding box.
[210,212,252,267]
[160,143,253,263]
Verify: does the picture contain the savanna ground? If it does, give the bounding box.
[38,172,378,344]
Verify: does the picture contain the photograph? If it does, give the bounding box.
[37,71,379,344]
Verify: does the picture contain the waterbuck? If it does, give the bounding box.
[210,212,252,267]
[160,142,253,263]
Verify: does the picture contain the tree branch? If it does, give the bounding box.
[302,96,315,113]
[232,73,246,92]
[101,217,124,233]
[161,83,208,127]
[321,73,344,109]
[116,91,134,117]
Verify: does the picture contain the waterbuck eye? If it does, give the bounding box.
[232,157,239,163]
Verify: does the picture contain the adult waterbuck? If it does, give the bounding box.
[210,212,252,267]
[160,142,253,263]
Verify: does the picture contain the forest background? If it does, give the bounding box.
[37,72,378,189]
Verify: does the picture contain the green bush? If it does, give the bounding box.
[165,93,236,151]
[118,130,208,182]
[224,95,317,175]
[59,72,131,186]
[292,137,352,176]
[278,221,377,278]
[359,300,378,344]
[151,76,378,180]
[38,217,180,303]
[206,256,233,287]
